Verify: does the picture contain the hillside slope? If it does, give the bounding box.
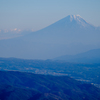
[53,48,100,63]
[0,71,100,100]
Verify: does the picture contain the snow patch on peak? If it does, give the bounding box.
[69,15,82,21]
[73,15,76,19]
[76,14,82,17]
[69,15,80,21]
[69,15,75,21]
[68,15,91,27]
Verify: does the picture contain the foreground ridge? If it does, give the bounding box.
[0,70,100,100]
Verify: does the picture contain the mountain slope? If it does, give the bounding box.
[0,70,100,100]
[22,15,99,44]
[0,84,63,100]
[53,48,100,63]
[0,15,100,59]
[0,84,42,100]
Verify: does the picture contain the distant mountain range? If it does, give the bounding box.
[0,29,31,40]
[0,70,100,100]
[0,15,100,59]
[53,48,100,63]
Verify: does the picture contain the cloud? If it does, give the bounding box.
[14,28,17,31]
[4,29,9,33]
[10,28,22,33]
[18,29,21,32]
[11,28,17,31]
[31,29,34,32]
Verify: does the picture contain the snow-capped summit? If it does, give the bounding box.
[69,15,82,21]
[41,15,93,30]
[69,15,85,22]
[63,15,91,27]
[0,15,100,59]
[69,15,82,20]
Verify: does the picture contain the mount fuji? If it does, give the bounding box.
[0,15,100,59]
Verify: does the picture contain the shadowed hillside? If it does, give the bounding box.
[0,71,100,100]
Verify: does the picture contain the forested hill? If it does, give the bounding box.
[0,70,100,100]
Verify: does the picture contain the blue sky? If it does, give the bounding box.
[0,0,100,31]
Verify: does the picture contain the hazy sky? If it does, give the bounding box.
[0,0,100,31]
